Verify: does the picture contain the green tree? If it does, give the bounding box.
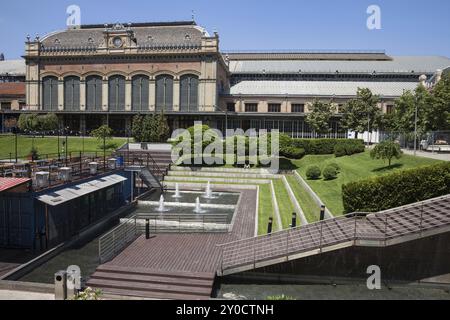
[91,125,113,149]
[306,99,335,135]
[341,88,382,139]
[131,115,144,142]
[18,114,38,132]
[427,74,450,131]
[38,113,59,132]
[156,111,170,142]
[370,140,403,167]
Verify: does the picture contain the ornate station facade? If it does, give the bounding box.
[10,20,450,136]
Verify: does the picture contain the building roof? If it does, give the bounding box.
[37,174,127,207]
[0,178,31,193]
[229,56,450,75]
[230,80,419,97]
[0,60,25,76]
[40,21,208,50]
[0,82,26,97]
[224,50,392,61]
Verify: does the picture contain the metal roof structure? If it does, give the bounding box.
[37,174,127,207]
[0,60,25,76]
[229,56,450,75]
[230,80,419,97]
[0,178,30,193]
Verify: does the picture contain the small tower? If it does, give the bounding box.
[419,74,427,87]
[0,53,4,61]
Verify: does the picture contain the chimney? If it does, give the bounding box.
[435,69,443,84]
[419,74,427,87]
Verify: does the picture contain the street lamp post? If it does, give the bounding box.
[414,97,418,156]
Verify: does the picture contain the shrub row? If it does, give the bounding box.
[292,138,365,156]
[334,140,366,157]
[342,162,450,213]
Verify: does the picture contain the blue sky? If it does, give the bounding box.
[0,0,449,59]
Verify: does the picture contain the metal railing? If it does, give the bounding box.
[98,217,139,264]
[135,214,230,234]
[217,195,450,274]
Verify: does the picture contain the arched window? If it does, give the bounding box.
[86,75,103,111]
[108,75,126,111]
[155,75,173,112]
[42,76,59,111]
[180,74,199,112]
[64,76,80,111]
[132,75,149,111]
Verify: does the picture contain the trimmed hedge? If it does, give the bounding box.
[306,165,322,180]
[342,163,450,213]
[323,165,338,180]
[293,138,365,156]
[281,147,306,159]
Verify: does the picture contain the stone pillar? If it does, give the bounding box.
[125,77,132,111]
[149,78,156,112]
[173,77,180,112]
[26,63,40,111]
[58,78,64,111]
[102,77,109,111]
[80,78,86,111]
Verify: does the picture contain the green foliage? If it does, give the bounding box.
[327,162,341,173]
[342,162,450,213]
[334,140,366,157]
[90,125,113,142]
[370,140,403,166]
[428,74,450,131]
[341,88,383,137]
[292,138,365,156]
[281,146,305,159]
[72,288,102,301]
[306,165,322,180]
[18,113,59,132]
[306,99,336,135]
[334,145,347,158]
[323,165,338,180]
[131,113,170,142]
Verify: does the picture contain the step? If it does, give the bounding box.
[86,278,212,297]
[96,265,216,281]
[92,286,210,300]
[90,272,213,288]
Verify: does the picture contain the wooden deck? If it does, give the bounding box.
[87,188,257,299]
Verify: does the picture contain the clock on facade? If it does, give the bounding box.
[112,37,123,48]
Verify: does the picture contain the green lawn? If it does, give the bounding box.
[293,151,443,215]
[272,179,296,229]
[286,175,320,223]
[0,135,128,160]
[258,184,277,235]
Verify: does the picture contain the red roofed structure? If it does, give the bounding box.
[0,177,30,193]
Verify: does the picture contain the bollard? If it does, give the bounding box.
[267,217,273,235]
[291,212,297,228]
[54,271,67,301]
[146,219,150,239]
[320,205,326,221]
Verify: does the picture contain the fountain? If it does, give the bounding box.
[173,183,181,199]
[194,197,205,214]
[204,181,215,199]
[158,195,169,212]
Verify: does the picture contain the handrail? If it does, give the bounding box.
[218,194,450,274]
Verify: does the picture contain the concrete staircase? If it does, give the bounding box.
[87,265,215,300]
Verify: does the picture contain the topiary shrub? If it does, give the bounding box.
[306,165,322,180]
[334,145,347,157]
[328,162,340,172]
[342,162,450,213]
[281,146,306,159]
[323,165,338,180]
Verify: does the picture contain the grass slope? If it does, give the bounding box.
[286,175,320,223]
[272,179,296,229]
[293,151,443,215]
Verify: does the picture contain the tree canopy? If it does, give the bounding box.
[306,99,335,135]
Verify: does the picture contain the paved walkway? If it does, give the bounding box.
[0,290,54,300]
[402,149,450,161]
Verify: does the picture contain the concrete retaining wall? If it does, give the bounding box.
[270,181,283,231]
[164,176,272,185]
[294,171,334,219]
[282,176,309,226]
